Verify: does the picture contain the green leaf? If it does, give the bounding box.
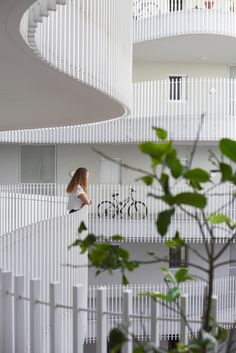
[162,268,177,284]
[215,326,228,342]
[138,175,154,186]
[156,208,175,236]
[174,192,207,209]
[167,287,181,302]
[160,173,170,194]
[122,274,129,285]
[175,268,192,283]
[219,162,232,182]
[139,142,171,163]
[184,168,210,183]
[109,327,127,353]
[153,127,168,141]
[78,221,87,234]
[166,149,183,179]
[220,138,236,163]
[166,231,185,250]
[111,235,124,241]
[209,214,230,224]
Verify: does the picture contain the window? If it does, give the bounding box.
[20,145,56,183]
[169,246,188,268]
[100,158,122,184]
[169,0,183,12]
[169,75,187,101]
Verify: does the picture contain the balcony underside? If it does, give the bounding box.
[0,0,126,132]
[134,34,236,63]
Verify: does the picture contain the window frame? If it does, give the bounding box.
[168,74,188,103]
[169,246,188,268]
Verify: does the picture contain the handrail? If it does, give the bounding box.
[133,0,236,43]
[1,77,236,143]
[20,0,132,112]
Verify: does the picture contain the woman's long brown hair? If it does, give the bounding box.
[66,167,88,193]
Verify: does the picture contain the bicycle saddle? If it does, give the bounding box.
[112,193,119,197]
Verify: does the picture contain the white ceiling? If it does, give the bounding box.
[0,0,126,131]
[134,34,236,64]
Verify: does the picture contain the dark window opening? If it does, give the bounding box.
[169,76,182,101]
[169,0,183,12]
[169,246,188,268]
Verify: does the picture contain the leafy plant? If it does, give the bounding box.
[70,125,236,352]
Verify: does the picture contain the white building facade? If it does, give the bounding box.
[1,0,236,352]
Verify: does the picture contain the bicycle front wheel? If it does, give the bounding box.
[128,201,148,220]
[97,201,116,219]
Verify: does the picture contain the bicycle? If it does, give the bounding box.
[97,188,148,220]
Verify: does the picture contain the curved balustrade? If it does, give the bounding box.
[0,207,88,353]
[1,78,236,143]
[133,0,236,43]
[20,0,132,111]
[86,277,236,342]
[1,183,235,243]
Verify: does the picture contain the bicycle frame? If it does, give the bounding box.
[112,190,135,215]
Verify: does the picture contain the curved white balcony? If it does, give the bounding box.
[1,78,236,143]
[1,183,235,243]
[133,0,236,43]
[21,0,132,113]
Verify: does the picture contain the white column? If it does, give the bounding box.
[50,282,62,353]
[96,287,107,353]
[73,284,84,353]
[14,275,25,353]
[123,290,133,353]
[30,279,41,353]
[3,271,13,353]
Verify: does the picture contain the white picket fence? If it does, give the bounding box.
[133,0,236,42]
[0,270,235,353]
[1,183,236,242]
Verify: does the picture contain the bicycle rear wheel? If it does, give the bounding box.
[97,201,116,219]
[128,201,148,220]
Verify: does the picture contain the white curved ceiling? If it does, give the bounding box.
[134,34,236,64]
[0,0,126,131]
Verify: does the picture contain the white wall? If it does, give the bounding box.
[56,143,219,185]
[88,242,229,286]
[133,61,229,82]
[0,144,19,184]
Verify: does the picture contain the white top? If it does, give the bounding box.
[67,185,85,211]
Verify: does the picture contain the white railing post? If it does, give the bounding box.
[0,269,3,353]
[180,295,188,345]
[151,298,160,348]
[123,290,133,353]
[30,279,41,353]
[96,287,107,353]
[50,282,62,353]
[14,275,25,353]
[2,271,13,353]
[209,295,218,353]
[73,284,84,353]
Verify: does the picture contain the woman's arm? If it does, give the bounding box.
[79,193,91,205]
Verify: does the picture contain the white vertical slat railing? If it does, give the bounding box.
[86,277,236,343]
[20,0,132,110]
[1,183,236,243]
[1,78,236,143]
[0,207,88,353]
[0,271,234,352]
[133,0,236,43]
